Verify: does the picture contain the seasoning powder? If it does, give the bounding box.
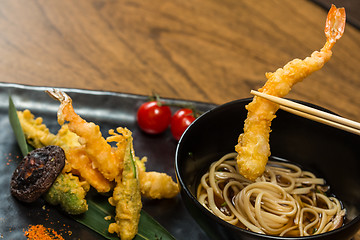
[24,225,64,240]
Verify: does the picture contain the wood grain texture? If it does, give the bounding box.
[0,0,359,238]
[0,0,359,117]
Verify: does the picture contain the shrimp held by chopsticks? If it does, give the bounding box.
[235,5,346,181]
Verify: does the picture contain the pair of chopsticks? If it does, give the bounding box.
[251,90,360,136]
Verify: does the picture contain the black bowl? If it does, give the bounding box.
[175,98,360,240]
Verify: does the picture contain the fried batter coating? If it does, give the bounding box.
[18,110,80,150]
[17,110,57,148]
[19,107,180,199]
[54,124,82,149]
[108,135,142,240]
[98,125,180,199]
[47,89,123,181]
[106,127,131,170]
[17,109,112,192]
[137,158,180,199]
[235,5,346,181]
[44,172,90,215]
[66,147,114,193]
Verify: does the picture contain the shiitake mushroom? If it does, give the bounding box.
[10,145,65,203]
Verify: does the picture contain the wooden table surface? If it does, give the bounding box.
[0,0,359,239]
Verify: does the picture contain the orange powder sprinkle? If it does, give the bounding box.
[24,225,64,240]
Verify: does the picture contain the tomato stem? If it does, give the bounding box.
[148,92,202,118]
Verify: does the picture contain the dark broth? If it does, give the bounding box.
[195,155,346,237]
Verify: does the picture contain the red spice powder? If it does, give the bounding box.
[24,225,64,240]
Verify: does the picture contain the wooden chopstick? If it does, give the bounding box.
[250,90,360,136]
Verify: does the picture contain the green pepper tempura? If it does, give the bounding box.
[44,172,90,215]
[108,136,142,240]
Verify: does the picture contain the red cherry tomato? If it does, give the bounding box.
[137,101,172,134]
[171,108,196,141]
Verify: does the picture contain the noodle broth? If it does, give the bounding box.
[196,154,346,237]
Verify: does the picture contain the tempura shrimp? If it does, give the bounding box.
[235,5,346,181]
[18,109,114,192]
[136,159,180,199]
[66,147,114,192]
[47,89,123,181]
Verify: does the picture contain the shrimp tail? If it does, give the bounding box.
[323,4,346,51]
[46,89,71,126]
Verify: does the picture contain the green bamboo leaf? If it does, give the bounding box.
[136,210,176,240]
[8,94,176,240]
[72,191,119,240]
[8,95,33,156]
[73,191,176,240]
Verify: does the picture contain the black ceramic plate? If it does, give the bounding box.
[0,83,216,240]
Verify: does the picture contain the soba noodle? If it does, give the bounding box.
[196,153,346,237]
